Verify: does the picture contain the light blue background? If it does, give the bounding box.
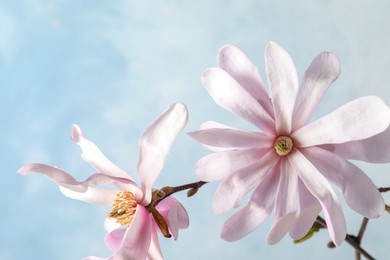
[2,1,390,259]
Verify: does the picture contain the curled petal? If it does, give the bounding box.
[221,167,279,242]
[189,127,273,149]
[265,41,298,135]
[104,229,126,252]
[70,124,130,179]
[196,148,270,182]
[114,205,152,260]
[217,44,274,117]
[138,103,188,205]
[157,196,189,240]
[59,186,118,206]
[17,163,142,199]
[320,126,390,163]
[267,160,299,244]
[202,67,275,134]
[292,96,390,147]
[289,179,321,240]
[213,150,279,214]
[289,149,346,246]
[292,51,341,131]
[302,147,384,218]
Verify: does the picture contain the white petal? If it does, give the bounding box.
[288,149,346,246]
[202,67,276,134]
[292,96,390,147]
[70,124,130,179]
[221,169,279,241]
[217,44,274,118]
[292,51,340,130]
[138,103,188,205]
[265,41,298,134]
[302,147,384,218]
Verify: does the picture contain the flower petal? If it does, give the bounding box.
[221,168,279,241]
[289,179,321,240]
[189,127,273,149]
[59,186,118,206]
[320,126,390,163]
[267,160,299,244]
[70,124,130,179]
[292,52,341,131]
[196,148,271,182]
[288,149,346,246]
[114,205,152,260]
[138,103,188,205]
[105,229,126,252]
[213,150,279,214]
[265,41,298,135]
[147,228,163,260]
[156,195,189,240]
[292,96,390,147]
[302,146,384,218]
[202,67,275,134]
[217,44,274,118]
[17,163,142,199]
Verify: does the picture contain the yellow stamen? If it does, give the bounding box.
[108,191,137,226]
[274,136,294,156]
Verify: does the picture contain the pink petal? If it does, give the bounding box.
[292,96,390,147]
[114,205,152,260]
[156,196,189,240]
[17,164,142,200]
[213,150,279,214]
[292,52,341,131]
[138,103,188,205]
[202,67,275,134]
[289,179,321,240]
[267,160,299,244]
[70,124,130,179]
[147,227,163,260]
[320,126,390,163]
[189,127,273,149]
[288,149,346,246]
[221,168,279,241]
[196,148,271,182]
[265,41,298,135]
[105,229,126,252]
[59,186,118,206]
[302,147,384,218]
[217,44,274,118]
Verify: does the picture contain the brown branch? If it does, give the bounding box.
[315,216,375,260]
[151,181,207,207]
[378,187,390,193]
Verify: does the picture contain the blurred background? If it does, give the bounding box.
[2,0,390,259]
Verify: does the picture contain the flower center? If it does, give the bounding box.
[274,136,294,156]
[108,191,137,226]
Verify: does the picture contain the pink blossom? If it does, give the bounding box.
[18,103,189,260]
[189,42,390,246]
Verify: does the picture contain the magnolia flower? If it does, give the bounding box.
[18,103,189,260]
[190,42,390,246]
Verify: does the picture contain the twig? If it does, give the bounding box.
[355,218,369,260]
[315,216,375,260]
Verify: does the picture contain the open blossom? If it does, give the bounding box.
[190,42,390,246]
[18,103,189,260]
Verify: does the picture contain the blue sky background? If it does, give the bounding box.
[2,0,390,259]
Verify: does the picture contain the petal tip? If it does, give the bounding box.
[70,124,83,143]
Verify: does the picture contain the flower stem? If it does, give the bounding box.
[315,216,374,260]
[378,187,390,193]
[152,181,207,207]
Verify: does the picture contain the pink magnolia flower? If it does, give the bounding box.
[190,42,390,246]
[18,103,189,260]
